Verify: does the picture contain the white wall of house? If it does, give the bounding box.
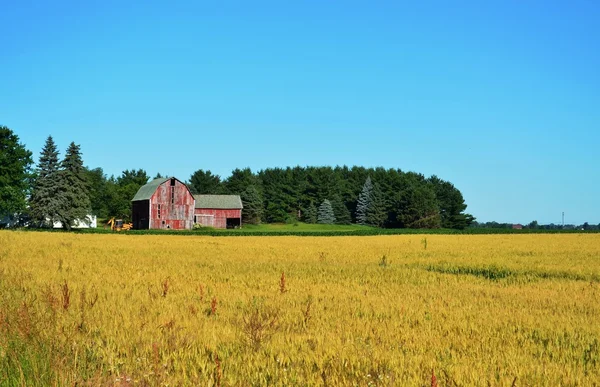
[52,215,97,229]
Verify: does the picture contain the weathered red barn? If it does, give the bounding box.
[194,195,243,229]
[131,177,195,230]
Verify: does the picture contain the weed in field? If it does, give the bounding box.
[279,271,287,293]
[302,295,313,327]
[61,281,70,311]
[379,254,389,267]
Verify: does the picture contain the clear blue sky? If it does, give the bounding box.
[1,1,598,224]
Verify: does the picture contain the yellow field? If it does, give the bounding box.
[1,232,599,386]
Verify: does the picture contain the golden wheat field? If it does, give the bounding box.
[0,231,599,386]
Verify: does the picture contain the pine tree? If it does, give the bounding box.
[317,199,336,224]
[366,182,387,227]
[241,185,263,225]
[0,126,33,219]
[56,142,91,230]
[304,202,317,224]
[355,176,373,225]
[331,195,351,225]
[29,136,63,226]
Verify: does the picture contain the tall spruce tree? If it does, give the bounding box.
[0,126,33,219]
[29,136,63,226]
[240,185,263,225]
[355,176,373,225]
[366,182,387,227]
[56,142,91,230]
[304,202,317,224]
[317,199,336,224]
[331,195,351,225]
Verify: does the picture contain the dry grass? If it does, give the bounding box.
[0,231,599,386]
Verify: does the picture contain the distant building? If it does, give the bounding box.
[131,177,243,230]
[194,195,243,229]
[512,224,523,230]
[52,215,97,229]
[131,177,195,230]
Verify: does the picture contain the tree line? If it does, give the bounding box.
[2,126,474,229]
[188,166,474,229]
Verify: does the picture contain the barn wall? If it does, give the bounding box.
[149,179,194,230]
[194,209,241,229]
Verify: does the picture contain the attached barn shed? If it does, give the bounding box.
[194,195,243,229]
[132,177,195,230]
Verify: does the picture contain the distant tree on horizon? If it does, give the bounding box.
[29,135,61,226]
[355,176,373,225]
[55,142,91,230]
[317,199,336,224]
[189,169,222,194]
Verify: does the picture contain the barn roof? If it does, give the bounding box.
[194,195,243,209]
[131,177,171,201]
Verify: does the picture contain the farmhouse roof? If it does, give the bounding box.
[194,195,243,209]
[131,177,171,201]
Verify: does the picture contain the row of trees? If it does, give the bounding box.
[0,128,92,230]
[189,166,474,229]
[2,126,474,229]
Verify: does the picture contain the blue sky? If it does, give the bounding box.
[1,1,598,224]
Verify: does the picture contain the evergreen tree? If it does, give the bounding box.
[241,185,263,225]
[317,199,336,224]
[366,182,387,227]
[395,182,441,228]
[56,142,91,230]
[355,176,373,225]
[85,167,109,219]
[29,136,62,226]
[0,126,33,219]
[304,202,317,224]
[427,175,473,229]
[331,195,351,225]
[189,169,222,194]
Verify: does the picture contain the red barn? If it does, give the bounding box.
[131,177,195,230]
[194,195,243,229]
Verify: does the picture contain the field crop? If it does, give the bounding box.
[0,232,599,386]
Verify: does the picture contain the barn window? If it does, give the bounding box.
[171,186,175,204]
[170,178,175,186]
[157,204,161,219]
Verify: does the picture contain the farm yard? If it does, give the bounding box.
[0,232,599,386]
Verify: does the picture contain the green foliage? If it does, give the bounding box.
[304,202,317,224]
[85,167,109,218]
[223,168,259,195]
[331,195,352,225]
[317,199,336,224]
[427,175,474,229]
[241,185,263,225]
[105,169,149,220]
[55,142,91,230]
[29,136,62,226]
[395,178,441,229]
[0,126,33,217]
[189,169,222,194]
[366,182,387,227]
[355,176,373,225]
